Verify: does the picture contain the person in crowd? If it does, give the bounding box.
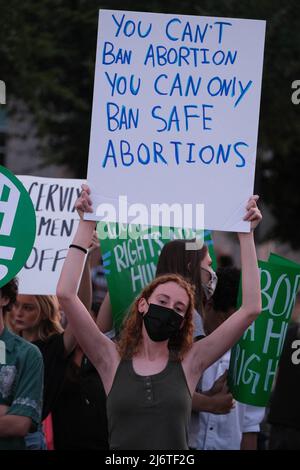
[50,236,109,450]
[190,267,265,450]
[217,254,235,268]
[156,239,235,417]
[11,248,109,450]
[56,185,262,450]
[268,293,300,450]
[50,337,109,450]
[0,279,44,450]
[96,229,233,417]
[3,302,19,335]
[11,293,73,449]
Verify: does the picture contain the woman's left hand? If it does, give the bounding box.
[75,184,93,220]
[243,195,262,231]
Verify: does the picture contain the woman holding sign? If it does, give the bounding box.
[57,186,262,450]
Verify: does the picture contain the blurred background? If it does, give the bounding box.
[0,0,299,263]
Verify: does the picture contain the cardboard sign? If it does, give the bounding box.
[229,258,300,406]
[17,176,84,294]
[86,10,265,232]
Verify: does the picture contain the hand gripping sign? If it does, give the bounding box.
[0,166,36,287]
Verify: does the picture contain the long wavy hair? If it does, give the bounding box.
[156,239,208,314]
[117,274,195,361]
[27,295,63,341]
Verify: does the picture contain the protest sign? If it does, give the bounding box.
[99,223,215,328]
[86,10,265,232]
[228,258,300,406]
[17,176,84,294]
[0,167,36,287]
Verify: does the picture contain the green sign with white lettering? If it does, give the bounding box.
[228,257,300,406]
[0,166,36,287]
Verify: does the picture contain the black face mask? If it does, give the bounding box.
[143,303,184,342]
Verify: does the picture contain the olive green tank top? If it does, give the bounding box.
[106,358,191,450]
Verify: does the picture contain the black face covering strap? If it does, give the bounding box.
[143,303,184,342]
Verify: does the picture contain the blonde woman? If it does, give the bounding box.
[13,295,64,342]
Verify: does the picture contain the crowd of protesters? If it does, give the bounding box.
[0,188,299,450]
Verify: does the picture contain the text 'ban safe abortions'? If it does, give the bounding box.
[86,10,266,232]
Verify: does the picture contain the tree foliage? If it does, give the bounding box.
[0,0,299,245]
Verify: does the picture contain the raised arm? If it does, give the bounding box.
[63,230,100,355]
[77,248,93,313]
[184,196,262,390]
[96,292,113,333]
[56,185,119,393]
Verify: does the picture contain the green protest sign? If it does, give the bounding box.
[228,258,300,406]
[0,166,36,287]
[98,223,215,329]
[268,252,300,269]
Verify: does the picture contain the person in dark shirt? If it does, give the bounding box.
[11,294,109,449]
[51,345,108,450]
[12,294,74,422]
[268,318,300,450]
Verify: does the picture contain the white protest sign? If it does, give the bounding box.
[86,10,265,232]
[17,176,84,294]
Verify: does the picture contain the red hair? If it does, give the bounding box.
[117,274,195,361]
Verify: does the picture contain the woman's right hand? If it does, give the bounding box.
[207,370,228,395]
[243,195,262,232]
[209,389,235,414]
[75,184,93,219]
